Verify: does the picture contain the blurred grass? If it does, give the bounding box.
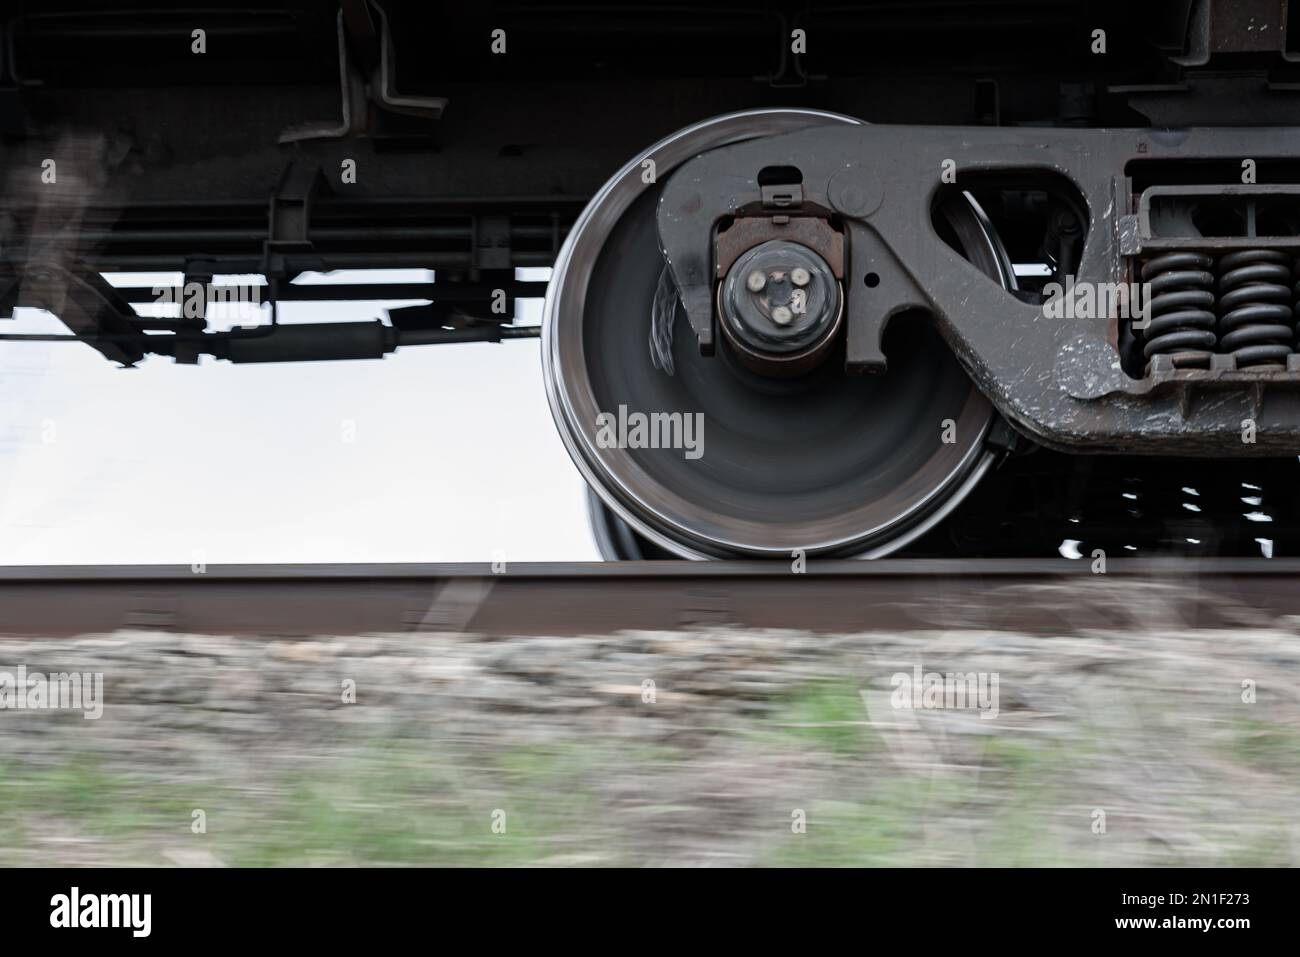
[0,741,659,866]
[230,747,547,866]
[0,757,195,844]
[764,679,879,756]
[2,678,1298,866]
[763,734,1078,867]
[1225,715,1300,773]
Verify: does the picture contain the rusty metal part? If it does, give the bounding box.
[713,215,846,376]
[717,238,842,376]
[714,215,844,280]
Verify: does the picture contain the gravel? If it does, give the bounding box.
[1,614,1298,866]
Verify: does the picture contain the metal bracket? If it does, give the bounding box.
[656,122,1300,454]
[278,1,446,144]
[264,162,327,293]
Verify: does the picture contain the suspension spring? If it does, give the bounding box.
[1294,254,1300,345]
[1216,249,1294,367]
[1139,252,1217,368]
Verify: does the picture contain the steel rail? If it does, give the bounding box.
[0,559,1296,638]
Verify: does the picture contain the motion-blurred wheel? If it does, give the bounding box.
[545,110,1013,559]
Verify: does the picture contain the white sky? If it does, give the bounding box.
[0,269,600,565]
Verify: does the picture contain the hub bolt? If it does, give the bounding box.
[720,239,841,375]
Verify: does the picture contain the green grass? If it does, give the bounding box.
[4,696,1299,867]
[0,745,568,866]
[0,739,674,866]
[1224,715,1300,773]
[764,679,880,756]
[226,741,623,866]
[762,727,1079,866]
[0,757,196,845]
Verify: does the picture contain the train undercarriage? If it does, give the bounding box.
[5,0,1300,559]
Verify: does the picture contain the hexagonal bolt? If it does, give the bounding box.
[746,270,767,293]
[771,305,793,325]
[790,267,811,287]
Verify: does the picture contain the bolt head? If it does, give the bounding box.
[790,267,811,287]
[771,305,793,325]
[746,270,767,293]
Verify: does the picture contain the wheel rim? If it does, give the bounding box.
[545,110,1006,559]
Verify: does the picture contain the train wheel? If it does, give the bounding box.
[545,110,1012,559]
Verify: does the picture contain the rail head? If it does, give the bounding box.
[1,558,1299,583]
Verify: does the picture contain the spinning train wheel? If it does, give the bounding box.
[545,110,1014,560]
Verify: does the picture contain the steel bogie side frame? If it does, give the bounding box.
[657,124,1300,454]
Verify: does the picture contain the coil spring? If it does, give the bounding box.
[1139,252,1217,367]
[1295,254,1300,344]
[1216,249,1294,367]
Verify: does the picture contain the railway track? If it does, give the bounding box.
[1,558,1297,637]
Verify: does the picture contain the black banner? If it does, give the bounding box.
[0,868,1283,941]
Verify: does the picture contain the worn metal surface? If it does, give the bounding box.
[656,124,1300,454]
[0,558,1298,637]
